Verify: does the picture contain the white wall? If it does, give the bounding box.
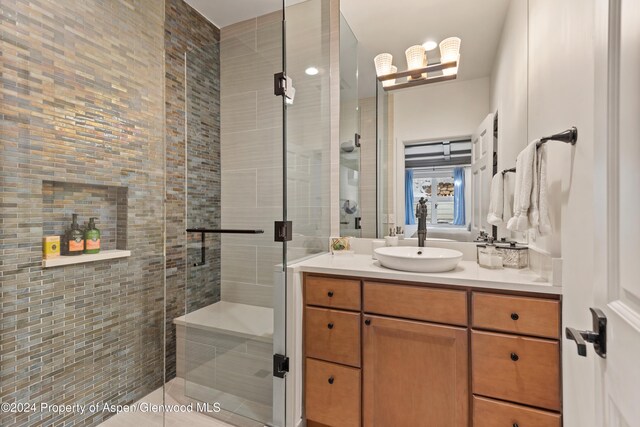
[490,0,529,240]
[491,0,529,174]
[393,77,491,227]
[394,77,491,143]
[527,0,596,425]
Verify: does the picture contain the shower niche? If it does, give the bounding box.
[41,180,130,267]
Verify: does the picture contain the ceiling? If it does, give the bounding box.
[340,0,513,97]
[185,0,282,28]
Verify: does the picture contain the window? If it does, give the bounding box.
[405,137,470,228]
[411,170,466,226]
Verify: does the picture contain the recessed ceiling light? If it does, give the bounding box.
[422,41,438,51]
[305,67,319,76]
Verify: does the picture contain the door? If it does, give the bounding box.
[593,0,640,424]
[181,2,288,426]
[362,315,468,427]
[564,1,640,426]
[470,113,494,237]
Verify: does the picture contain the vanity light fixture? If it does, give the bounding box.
[374,36,461,91]
[305,66,319,76]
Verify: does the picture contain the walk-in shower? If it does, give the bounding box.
[0,0,330,426]
[167,1,332,426]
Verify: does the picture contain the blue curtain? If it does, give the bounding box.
[453,167,465,225]
[405,169,416,225]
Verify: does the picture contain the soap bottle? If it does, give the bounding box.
[84,217,101,254]
[66,214,84,256]
[478,237,503,269]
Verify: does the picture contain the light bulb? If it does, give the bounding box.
[305,67,319,76]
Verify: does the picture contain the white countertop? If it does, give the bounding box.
[291,253,561,295]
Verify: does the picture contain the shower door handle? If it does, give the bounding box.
[187,228,265,266]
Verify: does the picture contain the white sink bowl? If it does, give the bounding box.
[374,246,463,273]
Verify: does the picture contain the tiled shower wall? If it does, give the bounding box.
[0,0,220,425]
[219,1,333,309]
[164,0,221,381]
[219,12,284,308]
[0,0,165,426]
[359,97,377,238]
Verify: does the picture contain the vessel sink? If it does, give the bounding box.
[374,246,463,273]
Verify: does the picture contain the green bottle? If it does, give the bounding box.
[67,214,85,256]
[84,217,101,254]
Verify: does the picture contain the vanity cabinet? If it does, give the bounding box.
[303,274,563,427]
[363,315,468,427]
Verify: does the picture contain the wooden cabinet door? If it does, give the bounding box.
[362,315,468,427]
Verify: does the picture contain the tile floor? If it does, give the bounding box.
[98,378,268,427]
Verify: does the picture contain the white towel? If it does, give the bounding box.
[487,172,512,226]
[507,140,538,232]
[536,144,552,235]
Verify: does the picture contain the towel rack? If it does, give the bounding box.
[536,126,578,148]
[499,127,576,177]
[187,228,265,266]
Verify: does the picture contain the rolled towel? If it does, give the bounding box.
[507,140,538,232]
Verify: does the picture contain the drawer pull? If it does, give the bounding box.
[365,319,371,326]
[327,322,334,329]
[511,312,519,320]
[328,376,334,384]
[327,291,334,297]
[510,352,519,362]
[513,424,519,427]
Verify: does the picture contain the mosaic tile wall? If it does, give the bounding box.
[164,0,221,381]
[0,0,165,425]
[0,0,220,425]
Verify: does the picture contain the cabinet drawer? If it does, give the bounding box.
[364,281,467,326]
[306,358,361,427]
[305,275,361,310]
[473,293,560,339]
[305,307,361,367]
[473,396,561,427]
[472,331,561,411]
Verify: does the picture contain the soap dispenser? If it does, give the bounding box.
[478,236,503,269]
[66,214,84,256]
[84,217,101,254]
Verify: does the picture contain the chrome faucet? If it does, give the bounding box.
[416,197,428,247]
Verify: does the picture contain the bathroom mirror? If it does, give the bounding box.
[339,0,529,242]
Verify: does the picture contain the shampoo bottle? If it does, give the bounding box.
[66,214,84,256]
[84,217,101,254]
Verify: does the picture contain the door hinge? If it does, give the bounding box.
[273,353,289,378]
[274,72,295,103]
[274,221,292,242]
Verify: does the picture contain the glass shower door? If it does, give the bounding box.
[178,4,287,427]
